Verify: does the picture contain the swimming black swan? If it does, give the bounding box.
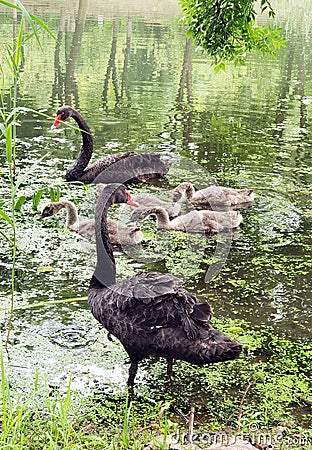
[51,105,171,184]
[172,182,255,207]
[41,200,143,245]
[130,206,243,233]
[88,183,242,386]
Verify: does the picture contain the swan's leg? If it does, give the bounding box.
[127,361,138,386]
[166,358,173,378]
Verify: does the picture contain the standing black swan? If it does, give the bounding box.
[88,183,242,386]
[51,105,171,184]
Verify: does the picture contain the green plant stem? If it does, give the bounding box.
[5,22,19,347]
[5,161,17,349]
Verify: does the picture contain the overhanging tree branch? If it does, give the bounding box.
[179,0,285,70]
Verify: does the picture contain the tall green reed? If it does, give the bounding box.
[0,344,84,449]
[0,341,30,447]
[0,0,55,345]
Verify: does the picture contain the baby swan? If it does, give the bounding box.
[172,182,254,207]
[131,206,243,233]
[41,200,143,245]
[97,183,180,218]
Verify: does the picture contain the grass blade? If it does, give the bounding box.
[0,209,14,227]
[14,195,26,212]
[32,188,45,211]
[14,15,25,68]
[0,0,56,42]
[5,123,12,163]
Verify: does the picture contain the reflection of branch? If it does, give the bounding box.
[273,30,296,142]
[237,380,253,433]
[50,30,64,108]
[121,17,132,106]
[161,37,194,149]
[102,21,119,109]
[297,35,307,129]
[64,0,88,106]
[177,37,193,145]
[177,37,193,105]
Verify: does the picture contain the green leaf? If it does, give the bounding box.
[49,186,61,202]
[14,16,25,68]
[32,188,45,211]
[0,208,14,227]
[0,0,19,9]
[14,195,26,212]
[0,0,56,44]
[179,0,283,66]
[5,123,12,163]
[214,62,226,73]
[37,266,54,272]
[0,229,14,245]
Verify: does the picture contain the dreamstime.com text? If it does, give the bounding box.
[174,430,311,447]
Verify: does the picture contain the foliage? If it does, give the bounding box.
[32,188,45,211]
[179,0,285,69]
[49,185,61,202]
[0,324,311,449]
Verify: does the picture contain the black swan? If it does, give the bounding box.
[51,105,171,184]
[172,182,255,207]
[130,206,243,233]
[88,183,242,386]
[41,200,143,245]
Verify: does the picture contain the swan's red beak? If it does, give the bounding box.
[51,113,62,130]
[126,191,139,207]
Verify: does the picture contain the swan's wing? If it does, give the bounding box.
[81,152,135,182]
[133,194,179,217]
[193,186,231,206]
[83,152,170,184]
[195,186,254,206]
[110,272,212,339]
[171,211,212,232]
[220,187,255,205]
[106,220,143,245]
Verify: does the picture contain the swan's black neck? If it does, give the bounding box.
[91,189,116,289]
[66,109,94,181]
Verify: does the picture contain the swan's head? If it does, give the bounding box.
[99,183,139,208]
[41,202,64,218]
[130,206,164,222]
[51,105,73,130]
[172,182,194,202]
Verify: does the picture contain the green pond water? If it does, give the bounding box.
[0,0,312,398]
